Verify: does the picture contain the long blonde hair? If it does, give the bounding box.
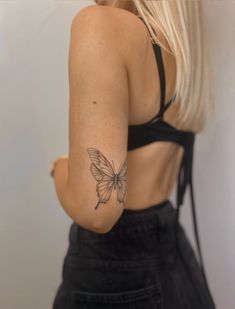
[111,0,215,132]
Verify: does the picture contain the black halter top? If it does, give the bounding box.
[127,16,216,309]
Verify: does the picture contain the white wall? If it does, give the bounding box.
[0,1,234,308]
[181,2,235,309]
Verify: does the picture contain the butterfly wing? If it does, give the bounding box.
[87,148,115,204]
[87,148,115,178]
[116,158,127,204]
[95,168,115,203]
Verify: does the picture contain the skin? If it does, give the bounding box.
[51,2,182,234]
[50,0,136,179]
[52,5,132,233]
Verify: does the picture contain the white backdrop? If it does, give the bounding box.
[0,1,234,308]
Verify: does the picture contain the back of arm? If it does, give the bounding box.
[64,6,129,233]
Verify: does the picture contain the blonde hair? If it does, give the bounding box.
[111,0,215,132]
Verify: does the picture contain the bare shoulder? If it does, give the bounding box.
[69,5,148,62]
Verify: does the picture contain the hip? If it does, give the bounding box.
[53,199,213,309]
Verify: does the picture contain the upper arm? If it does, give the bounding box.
[67,6,129,232]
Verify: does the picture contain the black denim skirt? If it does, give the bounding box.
[52,199,216,309]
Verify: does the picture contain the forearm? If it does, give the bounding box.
[53,158,74,219]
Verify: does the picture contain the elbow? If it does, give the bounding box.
[70,202,115,234]
[91,221,113,234]
[73,215,114,234]
[66,185,120,234]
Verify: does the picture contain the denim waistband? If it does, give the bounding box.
[70,199,177,243]
[113,199,177,233]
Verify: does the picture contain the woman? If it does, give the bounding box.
[51,0,216,308]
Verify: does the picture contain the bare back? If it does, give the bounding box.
[124,14,188,210]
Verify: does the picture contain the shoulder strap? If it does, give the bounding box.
[138,16,175,121]
[153,44,166,116]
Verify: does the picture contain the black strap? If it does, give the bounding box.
[138,16,173,121]
[153,44,166,115]
[175,137,216,308]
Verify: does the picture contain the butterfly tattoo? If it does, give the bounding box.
[87,147,127,210]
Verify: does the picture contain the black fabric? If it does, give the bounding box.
[127,16,216,308]
[52,200,216,308]
[52,16,217,309]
